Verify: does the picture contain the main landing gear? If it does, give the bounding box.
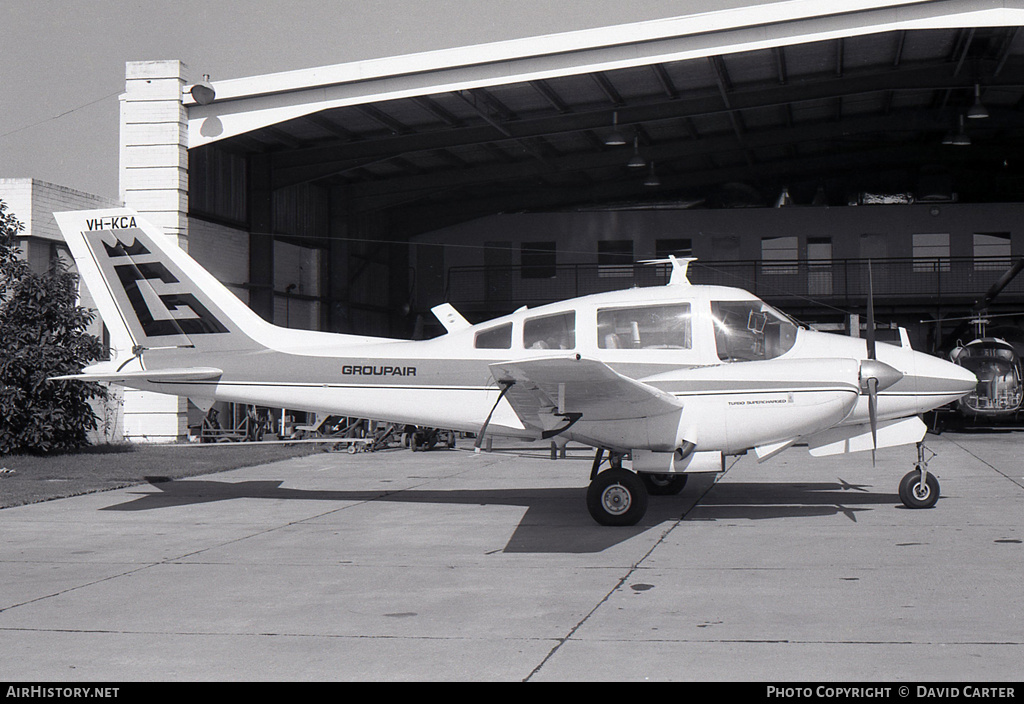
[898,442,940,509]
[586,441,941,525]
[585,449,689,526]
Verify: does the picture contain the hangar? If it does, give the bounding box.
[115,0,1024,440]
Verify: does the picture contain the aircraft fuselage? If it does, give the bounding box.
[135,281,974,456]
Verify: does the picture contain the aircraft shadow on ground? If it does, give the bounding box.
[99,475,901,554]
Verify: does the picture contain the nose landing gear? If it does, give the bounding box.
[899,442,940,509]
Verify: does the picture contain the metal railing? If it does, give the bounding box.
[444,257,1024,312]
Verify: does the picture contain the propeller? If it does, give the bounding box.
[866,261,876,362]
[859,261,903,463]
[866,261,878,460]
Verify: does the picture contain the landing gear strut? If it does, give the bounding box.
[899,442,940,509]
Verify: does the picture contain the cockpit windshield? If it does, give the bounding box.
[711,300,799,362]
[958,355,1023,412]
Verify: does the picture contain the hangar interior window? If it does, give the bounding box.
[524,312,575,350]
[655,239,693,258]
[598,240,633,278]
[808,237,833,296]
[973,232,1011,269]
[761,236,798,275]
[913,233,950,272]
[521,241,556,279]
[597,303,692,350]
[475,323,512,349]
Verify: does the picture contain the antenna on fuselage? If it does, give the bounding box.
[640,255,696,286]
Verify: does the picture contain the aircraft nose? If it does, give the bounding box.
[950,359,980,393]
[914,350,978,397]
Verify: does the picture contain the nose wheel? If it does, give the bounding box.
[899,442,940,509]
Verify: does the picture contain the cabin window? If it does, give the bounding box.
[712,300,798,362]
[524,312,575,350]
[475,323,512,350]
[597,303,692,350]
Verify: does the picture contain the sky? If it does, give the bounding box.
[1,0,697,201]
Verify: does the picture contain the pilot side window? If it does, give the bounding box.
[712,300,798,362]
[524,312,575,350]
[475,323,512,349]
[597,304,692,350]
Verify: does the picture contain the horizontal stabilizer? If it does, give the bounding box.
[51,367,223,384]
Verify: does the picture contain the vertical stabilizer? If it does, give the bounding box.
[54,209,272,363]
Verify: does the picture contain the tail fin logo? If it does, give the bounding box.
[86,227,229,340]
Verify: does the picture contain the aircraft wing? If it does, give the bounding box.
[489,356,682,434]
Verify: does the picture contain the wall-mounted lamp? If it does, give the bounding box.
[190,74,216,105]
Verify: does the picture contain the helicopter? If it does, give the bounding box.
[937,258,1024,423]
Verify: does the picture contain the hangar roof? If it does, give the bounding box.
[185,0,1024,232]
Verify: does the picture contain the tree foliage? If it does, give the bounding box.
[0,200,106,455]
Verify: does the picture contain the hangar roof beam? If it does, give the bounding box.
[343,108,1024,213]
[266,61,1023,190]
[271,55,1021,172]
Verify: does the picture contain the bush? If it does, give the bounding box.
[0,201,106,455]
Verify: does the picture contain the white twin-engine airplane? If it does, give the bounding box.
[54,208,977,526]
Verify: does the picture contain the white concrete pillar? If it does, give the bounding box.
[117,60,191,442]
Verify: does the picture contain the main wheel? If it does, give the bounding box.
[898,470,940,509]
[640,473,688,496]
[587,468,648,526]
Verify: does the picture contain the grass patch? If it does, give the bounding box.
[0,442,321,509]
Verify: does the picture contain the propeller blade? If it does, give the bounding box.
[867,376,879,465]
[866,260,876,361]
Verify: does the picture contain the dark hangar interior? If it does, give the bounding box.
[187,24,1024,353]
